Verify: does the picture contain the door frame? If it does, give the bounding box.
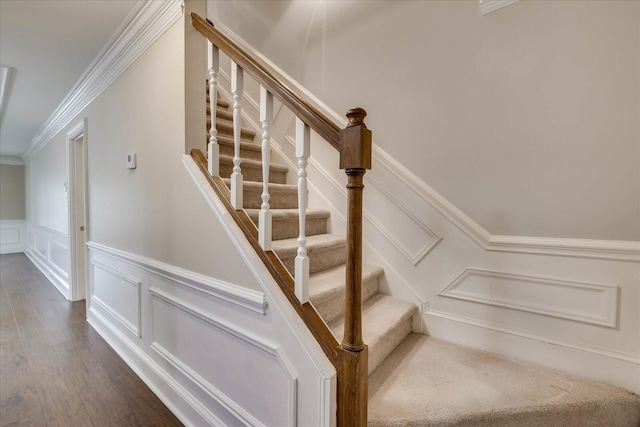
[67,118,89,302]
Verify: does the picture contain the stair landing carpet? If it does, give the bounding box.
[368,334,640,426]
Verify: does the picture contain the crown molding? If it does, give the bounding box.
[479,0,520,15]
[22,0,184,162]
[0,155,24,165]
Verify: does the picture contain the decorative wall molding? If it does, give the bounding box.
[90,259,142,338]
[24,222,70,299]
[0,155,24,165]
[22,0,184,162]
[150,288,298,427]
[479,0,520,15]
[439,268,619,328]
[87,241,268,314]
[486,235,640,262]
[0,220,25,254]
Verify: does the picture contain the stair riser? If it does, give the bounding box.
[248,216,328,240]
[219,160,287,184]
[312,275,380,325]
[210,108,233,121]
[207,99,229,109]
[216,120,256,141]
[368,316,412,375]
[241,187,298,209]
[219,141,262,161]
[277,243,347,276]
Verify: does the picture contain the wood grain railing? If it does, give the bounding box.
[192,13,371,426]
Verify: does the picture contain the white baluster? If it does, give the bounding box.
[295,117,310,303]
[259,86,273,250]
[230,61,244,210]
[207,42,219,177]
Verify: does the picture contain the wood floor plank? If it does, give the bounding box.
[0,254,183,427]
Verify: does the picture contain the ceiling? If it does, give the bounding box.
[0,0,138,157]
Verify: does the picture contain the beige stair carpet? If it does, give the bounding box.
[368,334,640,426]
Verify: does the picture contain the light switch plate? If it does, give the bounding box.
[127,153,137,169]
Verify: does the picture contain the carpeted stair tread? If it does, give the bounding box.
[207,98,229,109]
[329,294,417,375]
[271,234,347,275]
[245,208,330,240]
[210,107,233,121]
[219,155,288,184]
[222,179,298,209]
[309,264,383,324]
[368,334,640,426]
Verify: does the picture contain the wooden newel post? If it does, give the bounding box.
[338,107,371,427]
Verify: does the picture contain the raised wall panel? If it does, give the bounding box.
[150,289,297,427]
[439,269,619,327]
[91,260,141,338]
[0,221,25,254]
[48,238,69,278]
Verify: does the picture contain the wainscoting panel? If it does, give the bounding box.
[86,241,335,427]
[0,220,25,254]
[439,269,618,327]
[24,223,70,299]
[91,259,142,338]
[150,289,296,427]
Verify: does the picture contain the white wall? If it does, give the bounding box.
[208,0,640,242]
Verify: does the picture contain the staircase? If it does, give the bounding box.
[207,95,640,426]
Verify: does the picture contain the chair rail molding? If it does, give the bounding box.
[87,241,268,315]
[22,0,183,162]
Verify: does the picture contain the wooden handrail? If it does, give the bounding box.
[192,14,371,426]
[192,13,341,149]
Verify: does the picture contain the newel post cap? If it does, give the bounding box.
[339,107,372,170]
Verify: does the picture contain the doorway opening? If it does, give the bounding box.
[67,119,89,302]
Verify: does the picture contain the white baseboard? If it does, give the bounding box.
[0,220,25,254]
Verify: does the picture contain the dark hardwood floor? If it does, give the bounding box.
[0,253,183,427]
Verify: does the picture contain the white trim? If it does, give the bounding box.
[0,220,25,254]
[479,0,520,15]
[87,241,268,315]
[438,268,619,328]
[211,19,640,263]
[90,258,142,337]
[22,0,184,162]
[486,235,640,262]
[150,288,298,427]
[0,155,23,165]
[67,118,89,302]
